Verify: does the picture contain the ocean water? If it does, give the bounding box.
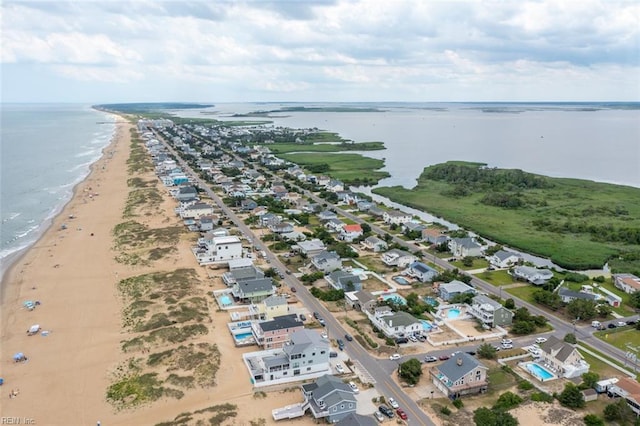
[0,104,116,280]
[176,102,640,189]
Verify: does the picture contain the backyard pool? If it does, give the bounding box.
[421,320,433,331]
[423,296,438,306]
[219,295,233,306]
[380,293,407,305]
[524,362,556,382]
[393,276,410,285]
[447,308,461,319]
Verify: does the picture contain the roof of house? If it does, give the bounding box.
[353,290,376,304]
[382,311,421,327]
[558,288,598,301]
[472,294,504,310]
[302,374,355,403]
[328,270,361,286]
[230,265,264,281]
[283,329,328,356]
[513,265,554,279]
[385,209,410,217]
[410,261,437,275]
[258,314,302,332]
[313,250,340,263]
[440,280,475,294]
[335,413,377,426]
[437,352,486,383]
[237,278,274,294]
[616,274,640,290]
[384,248,413,258]
[492,250,520,261]
[343,224,363,233]
[263,294,287,307]
[451,237,481,249]
[540,335,579,362]
[615,377,640,402]
[364,236,385,245]
[296,239,326,251]
[212,235,241,245]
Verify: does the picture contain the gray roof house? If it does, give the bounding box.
[345,290,377,312]
[468,294,513,327]
[361,236,388,252]
[175,185,198,201]
[222,264,265,287]
[231,278,275,303]
[430,352,489,398]
[270,222,295,234]
[367,307,423,338]
[294,239,327,257]
[407,261,438,282]
[558,288,599,304]
[539,335,590,379]
[381,249,417,268]
[318,210,338,221]
[511,265,554,285]
[488,250,522,269]
[439,280,476,302]
[448,237,483,258]
[301,374,357,423]
[327,271,362,292]
[311,251,342,273]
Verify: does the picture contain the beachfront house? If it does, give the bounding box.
[345,290,377,312]
[430,353,489,398]
[468,294,513,328]
[539,335,590,379]
[222,262,265,287]
[613,273,640,294]
[302,374,358,423]
[242,329,331,387]
[311,251,342,274]
[326,271,362,292]
[270,222,295,234]
[438,280,476,302]
[448,237,483,258]
[193,235,243,265]
[511,266,554,285]
[252,314,305,350]
[407,261,438,283]
[245,294,290,321]
[231,278,276,303]
[360,236,388,252]
[381,249,417,268]
[179,202,215,220]
[487,250,522,269]
[366,306,422,339]
[175,185,199,201]
[383,209,413,225]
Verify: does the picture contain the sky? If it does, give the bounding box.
[1,0,639,103]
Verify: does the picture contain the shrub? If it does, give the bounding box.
[558,383,585,409]
[493,391,523,411]
[583,414,605,426]
[518,380,534,391]
[440,406,451,416]
[531,392,554,403]
[564,333,577,344]
[453,399,464,409]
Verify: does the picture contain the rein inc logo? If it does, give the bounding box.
[1,418,35,425]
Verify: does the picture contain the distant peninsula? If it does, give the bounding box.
[95,102,214,113]
[373,161,640,273]
[232,105,384,117]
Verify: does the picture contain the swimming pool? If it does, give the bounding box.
[393,276,410,285]
[421,320,433,331]
[220,295,232,306]
[447,308,461,319]
[234,332,253,340]
[350,268,366,275]
[423,297,438,306]
[380,293,407,305]
[525,362,555,381]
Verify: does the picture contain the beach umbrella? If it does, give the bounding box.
[28,325,40,335]
[13,353,25,362]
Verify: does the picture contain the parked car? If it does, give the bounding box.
[387,397,399,409]
[348,381,359,394]
[329,351,338,358]
[299,314,306,321]
[378,405,394,418]
[424,356,438,363]
[290,286,297,292]
[345,334,353,342]
[335,364,345,374]
[439,354,450,361]
[390,353,401,360]
[466,351,477,356]
[608,323,617,329]
[396,408,408,420]
[501,343,514,349]
[285,269,291,275]
[313,311,320,319]
[627,320,637,326]
[373,411,385,422]
[501,338,513,345]
[321,331,328,339]
[395,337,409,344]
[617,321,628,327]
[535,337,548,344]
[408,335,418,342]
[318,318,326,326]
[337,339,345,350]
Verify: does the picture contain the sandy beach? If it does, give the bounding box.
[0,117,313,425]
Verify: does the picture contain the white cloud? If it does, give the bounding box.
[1,0,638,101]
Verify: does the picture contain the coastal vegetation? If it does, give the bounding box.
[267,140,384,153]
[278,152,389,185]
[374,161,640,271]
[155,403,238,426]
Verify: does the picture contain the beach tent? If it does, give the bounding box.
[27,325,40,335]
[13,353,26,362]
[23,301,35,310]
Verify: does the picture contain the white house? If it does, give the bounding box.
[360,236,388,253]
[539,335,590,379]
[242,329,331,387]
[311,251,342,273]
[382,210,412,225]
[511,266,554,285]
[487,250,522,269]
[179,202,215,219]
[340,224,363,242]
[381,249,417,268]
[193,235,243,265]
[448,238,483,258]
[366,306,422,338]
[613,274,640,294]
[407,261,438,282]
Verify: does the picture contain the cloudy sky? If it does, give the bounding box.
[2,0,639,103]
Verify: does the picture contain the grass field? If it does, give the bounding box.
[278,152,389,185]
[505,285,537,302]
[475,270,517,286]
[373,162,640,271]
[450,258,489,270]
[594,327,640,352]
[268,141,385,154]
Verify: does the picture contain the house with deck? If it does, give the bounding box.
[345,290,377,312]
[511,266,554,285]
[438,280,476,302]
[243,329,331,387]
[448,237,483,258]
[488,250,522,269]
[294,239,327,257]
[383,209,412,225]
[539,335,590,379]
[360,236,388,252]
[327,270,362,292]
[468,294,513,327]
[422,228,449,245]
[431,353,489,398]
[231,278,276,303]
[301,374,358,423]
[193,235,243,265]
[381,249,417,268]
[407,261,438,282]
[366,306,422,338]
[252,314,305,350]
[311,251,342,273]
[607,377,640,416]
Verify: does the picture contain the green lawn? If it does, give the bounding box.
[475,270,516,286]
[505,285,537,302]
[450,258,489,270]
[594,327,640,352]
[578,344,639,381]
[268,141,385,154]
[278,152,389,185]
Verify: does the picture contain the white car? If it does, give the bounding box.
[388,397,399,409]
[389,353,401,360]
[321,332,328,339]
[408,335,418,342]
[336,364,345,374]
[348,381,360,394]
[535,337,547,344]
[501,338,513,345]
[373,411,385,422]
[501,343,514,349]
